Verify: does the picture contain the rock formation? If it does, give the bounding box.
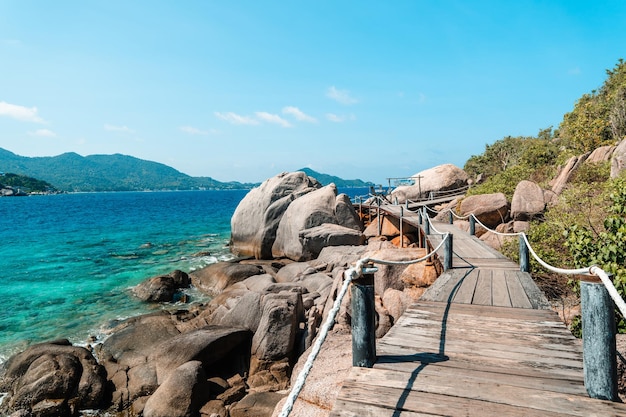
[391,164,469,203]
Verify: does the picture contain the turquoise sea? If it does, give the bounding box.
[0,187,368,366]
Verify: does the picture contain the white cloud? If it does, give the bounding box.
[104,124,134,133]
[326,113,356,123]
[0,101,45,123]
[179,126,219,135]
[282,106,317,123]
[214,112,259,125]
[255,112,292,128]
[326,86,358,105]
[28,128,57,137]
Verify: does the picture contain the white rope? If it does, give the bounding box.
[590,266,626,319]
[278,258,366,417]
[470,213,522,237]
[365,232,450,266]
[278,235,447,416]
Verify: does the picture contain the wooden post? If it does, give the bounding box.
[377,198,381,236]
[469,215,476,236]
[581,279,618,401]
[448,211,453,224]
[399,206,404,248]
[417,209,422,225]
[423,207,430,248]
[519,235,530,273]
[444,234,453,271]
[351,268,376,368]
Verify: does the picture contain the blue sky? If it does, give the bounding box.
[0,1,625,184]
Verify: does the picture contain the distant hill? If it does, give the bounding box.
[0,148,257,192]
[297,167,374,188]
[0,172,58,193]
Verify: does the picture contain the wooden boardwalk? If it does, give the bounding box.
[330,214,626,416]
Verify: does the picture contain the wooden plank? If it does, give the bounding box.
[451,268,478,304]
[375,342,584,381]
[374,357,587,395]
[340,367,626,417]
[419,270,463,303]
[516,270,551,309]
[506,271,533,308]
[492,269,512,307]
[472,269,493,305]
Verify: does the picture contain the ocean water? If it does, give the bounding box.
[0,187,369,366]
[0,190,246,364]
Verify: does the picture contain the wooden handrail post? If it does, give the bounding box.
[377,197,381,236]
[417,209,422,225]
[448,211,453,224]
[469,215,476,236]
[399,206,404,248]
[519,235,530,273]
[351,266,376,367]
[581,279,618,401]
[444,234,453,271]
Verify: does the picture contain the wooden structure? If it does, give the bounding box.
[330,212,626,416]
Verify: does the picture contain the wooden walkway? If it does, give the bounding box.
[330,213,626,416]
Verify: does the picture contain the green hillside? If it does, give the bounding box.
[0,173,58,193]
[297,167,374,188]
[0,149,256,192]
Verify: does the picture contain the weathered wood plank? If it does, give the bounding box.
[451,268,478,304]
[506,271,533,308]
[492,269,512,307]
[339,367,626,417]
[516,270,552,309]
[473,269,493,305]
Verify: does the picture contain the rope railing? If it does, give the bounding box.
[278,233,450,417]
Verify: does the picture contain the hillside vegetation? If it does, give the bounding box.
[463,58,626,332]
[0,173,58,193]
[0,149,258,192]
[297,167,374,188]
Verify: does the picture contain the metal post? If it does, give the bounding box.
[519,235,530,273]
[469,215,476,236]
[399,206,404,248]
[351,267,376,368]
[581,279,618,401]
[443,234,453,271]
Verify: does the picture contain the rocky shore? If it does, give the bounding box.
[0,171,441,417]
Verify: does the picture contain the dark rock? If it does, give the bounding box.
[0,340,107,417]
[133,270,190,303]
[149,325,252,384]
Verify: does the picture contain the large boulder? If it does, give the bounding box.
[230,172,322,259]
[510,180,547,221]
[551,153,590,194]
[459,193,509,229]
[272,184,350,261]
[142,361,209,417]
[149,326,252,384]
[588,145,616,164]
[0,340,107,417]
[95,312,181,410]
[612,138,626,178]
[391,164,469,203]
[190,262,263,296]
[298,223,365,261]
[133,270,190,302]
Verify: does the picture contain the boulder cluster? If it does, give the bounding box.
[0,171,440,417]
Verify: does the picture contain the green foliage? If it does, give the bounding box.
[0,148,258,192]
[466,164,533,199]
[558,59,626,151]
[564,175,626,332]
[0,173,58,193]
